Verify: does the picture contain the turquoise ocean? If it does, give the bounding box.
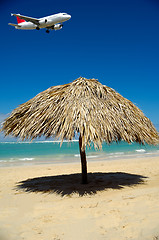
[0,140,159,167]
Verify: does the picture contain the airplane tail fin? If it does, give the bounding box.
[16,16,26,24]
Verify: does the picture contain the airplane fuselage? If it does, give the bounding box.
[12,13,71,30]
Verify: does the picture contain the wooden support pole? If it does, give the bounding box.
[79,135,88,184]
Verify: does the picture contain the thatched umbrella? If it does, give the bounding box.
[2,77,159,183]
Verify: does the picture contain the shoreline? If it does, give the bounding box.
[0,150,159,168]
[0,156,159,174]
[1,141,159,169]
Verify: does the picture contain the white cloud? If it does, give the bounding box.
[0,113,8,123]
[0,113,17,142]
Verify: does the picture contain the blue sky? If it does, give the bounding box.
[0,0,159,125]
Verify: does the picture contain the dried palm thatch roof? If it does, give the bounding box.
[1,77,159,149]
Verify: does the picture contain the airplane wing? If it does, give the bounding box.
[11,13,40,25]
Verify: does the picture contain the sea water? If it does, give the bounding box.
[0,140,159,167]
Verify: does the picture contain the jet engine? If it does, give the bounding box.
[54,23,63,30]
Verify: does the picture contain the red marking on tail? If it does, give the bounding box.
[16,16,25,24]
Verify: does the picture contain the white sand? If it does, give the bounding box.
[0,156,159,240]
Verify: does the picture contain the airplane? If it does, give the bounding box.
[8,12,71,33]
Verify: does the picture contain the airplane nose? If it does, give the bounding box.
[68,14,71,19]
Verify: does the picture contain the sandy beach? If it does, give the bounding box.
[0,156,159,240]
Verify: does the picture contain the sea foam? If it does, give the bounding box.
[135,149,146,153]
[19,158,35,161]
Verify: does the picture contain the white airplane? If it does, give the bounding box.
[8,12,71,33]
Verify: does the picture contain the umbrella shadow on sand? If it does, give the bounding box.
[16,172,147,196]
